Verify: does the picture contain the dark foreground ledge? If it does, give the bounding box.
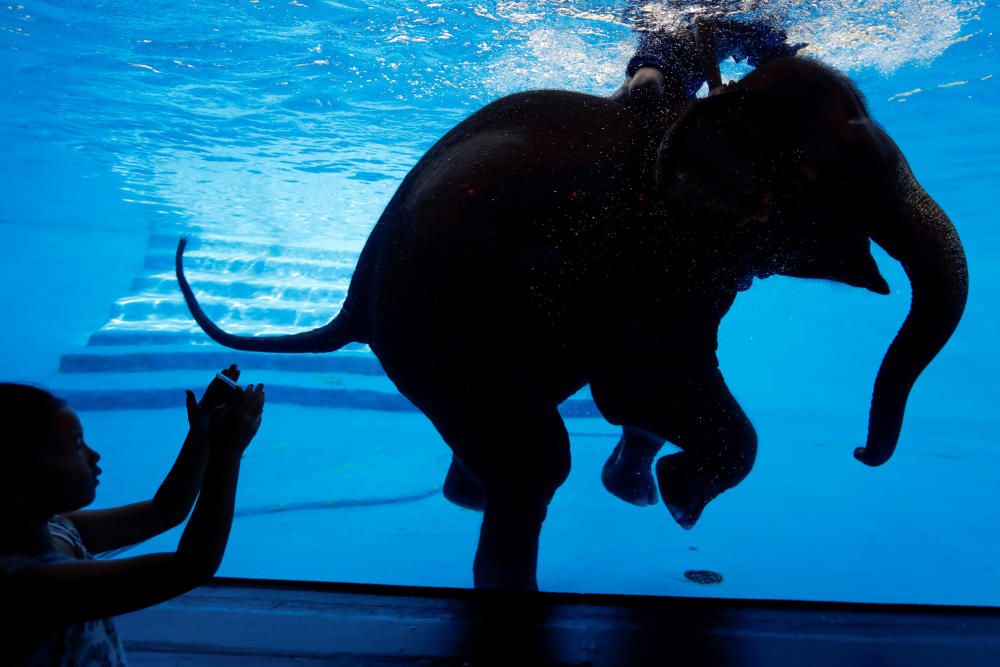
[116,577,1000,666]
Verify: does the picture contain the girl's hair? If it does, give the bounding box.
[0,384,67,496]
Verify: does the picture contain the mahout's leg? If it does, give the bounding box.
[654,370,757,530]
[601,425,665,506]
[442,454,485,511]
[434,406,571,591]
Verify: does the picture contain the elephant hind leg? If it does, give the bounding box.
[442,454,485,511]
[655,374,757,529]
[601,426,664,507]
[435,405,571,591]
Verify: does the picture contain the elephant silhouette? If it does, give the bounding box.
[177,57,967,590]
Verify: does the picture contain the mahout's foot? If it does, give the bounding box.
[601,438,659,507]
[655,454,716,530]
[443,457,486,511]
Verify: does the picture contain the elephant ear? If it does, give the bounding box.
[655,88,776,233]
[654,80,891,295]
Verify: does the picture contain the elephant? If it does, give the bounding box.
[176,56,968,590]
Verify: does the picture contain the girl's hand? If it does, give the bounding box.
[220,364,240,383]
[199,364,241,411]
[185,365,243,439]
[185,389,221,442]
[206,384,265,456]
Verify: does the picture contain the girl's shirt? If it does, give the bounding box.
[0,515,128,666]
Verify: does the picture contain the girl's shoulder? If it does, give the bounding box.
[47,515,91,559]
[0,516,89,577]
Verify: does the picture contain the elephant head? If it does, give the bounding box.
[655,57,968,467]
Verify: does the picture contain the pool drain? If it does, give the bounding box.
[684,569,723,585]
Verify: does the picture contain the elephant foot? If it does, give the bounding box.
[473,505,545,591]
[443,456,486,511]
[473,554,539,591]
[655,454,716,530]
[601,438,658,507]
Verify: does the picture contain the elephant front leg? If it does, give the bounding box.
[655,373,757,529]
[593,366,757,529]
[601,426,665,507]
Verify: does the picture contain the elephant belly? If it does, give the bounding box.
[366,213,595,416]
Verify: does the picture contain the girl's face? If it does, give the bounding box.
[31,408,102,513]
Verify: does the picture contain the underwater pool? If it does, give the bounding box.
[1,0,996,604]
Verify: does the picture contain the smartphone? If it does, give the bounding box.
[200,371,241,409]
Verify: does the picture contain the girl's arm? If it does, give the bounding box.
[64,366,240,554]
[4,384,264,625]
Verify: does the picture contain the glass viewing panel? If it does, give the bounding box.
[0,0,995,604]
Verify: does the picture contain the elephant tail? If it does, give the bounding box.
[175,237,362,353]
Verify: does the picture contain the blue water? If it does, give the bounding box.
[1,0,997,604]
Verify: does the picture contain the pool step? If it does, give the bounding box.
[109,292,344,332]
[149,231,364,263]
[88,325,374,347]
[147,249,359,283]
[148,232,361,280]
[131,271,348,302]
[93,231,362,343]
[60,345,381,375]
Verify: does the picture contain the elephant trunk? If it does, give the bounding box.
[857,164,968,466]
